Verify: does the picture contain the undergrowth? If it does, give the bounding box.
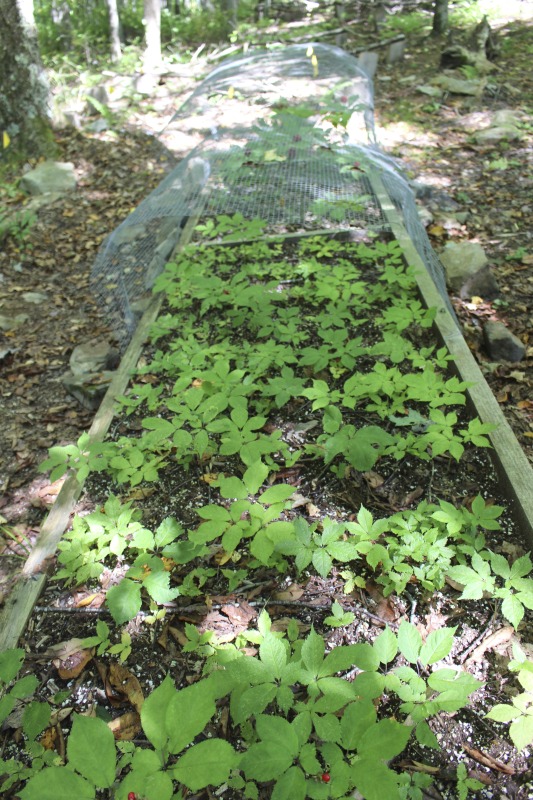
[4,224,532,798]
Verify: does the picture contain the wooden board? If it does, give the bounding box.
[369,172,533,546]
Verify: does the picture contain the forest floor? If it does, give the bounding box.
[0,9,532,799]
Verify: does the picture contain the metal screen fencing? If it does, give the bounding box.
[91,43,454,349]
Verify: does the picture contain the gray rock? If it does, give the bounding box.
[132,73,158,95]
[22,291,49,304]
[387,40,406,65]
[433,75,482,96]
[69,339,119,377]
[24,192,64,212]
[416,205,434,227]
[62,370,115,410]
[0,313,29,331]
[20,161,77,196]
[441,241,499,299]
[474,125,521,145]
[483,321,525,362]
[86,118,109,133]
[86,85,110,115]
[492,109,523,127]
[456,108,523,132]
[417,84,443,98]
[63,339,120,409]
[112,222,147,246]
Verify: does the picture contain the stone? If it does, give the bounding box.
[416,205,434,227]
[474,125,521,145]
[86,118,109,133]
[132,73,158,95]
[62,370,115,411]
[433,75,483,96]
[492,109,523,127]
[21,292,49,304]
[86,84,110,115]
[0,313,29,331]
[483,321,525,362]
[387,40,406,65]
[112,222,147,247]
[456,108,522,132]
[20,161,77,196]
[63,339,120,410]
[69,339,120,377]
[417,84,443,98]
[440,241,500,299]
[357,51,379,80]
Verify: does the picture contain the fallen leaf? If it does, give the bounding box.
[106,663,144,712]
[50,639,94,679]
[271,617,310,634]
[107,711,141,740]
[221,601,256,629]
[465,626,514,665]
[39,726,60,751]
[363,471,385,489]
[274,584,305,601]
[76,592,105,608]
[428,224,446,237]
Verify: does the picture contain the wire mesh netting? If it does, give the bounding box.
[91,43,454,349]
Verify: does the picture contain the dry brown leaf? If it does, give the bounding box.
[169,626,188,646]
[271,617,310,635]
[274,584,305,601]
[107,711,141,741]
[363,470,385,489]
[221,601,256,628]
[39,726,60,751]
[107,663,144,712]
[465,626,514,665]
[76,592,105,608]
[53,644,94,680]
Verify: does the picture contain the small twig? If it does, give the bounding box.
[34,605,111,615]
[457,607,498,664]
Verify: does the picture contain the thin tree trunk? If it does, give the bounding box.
[0,0,55,159]
[106,0,122,62]
[432,0,449,37]
[143,0,161,71]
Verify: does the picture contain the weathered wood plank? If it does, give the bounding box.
[369,172,533,546]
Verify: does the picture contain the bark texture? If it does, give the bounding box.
[0,0,55,159]
[143,0,161,71]
[106,0,122,62]
[432,0,449,36]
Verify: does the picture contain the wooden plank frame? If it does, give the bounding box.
[369,172,533,546]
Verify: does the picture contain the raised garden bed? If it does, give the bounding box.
[1,217,533,800]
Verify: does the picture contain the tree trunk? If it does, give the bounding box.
[220,0,237,29]
[143,0,161,71]
[0,0,56,159]
[432,0,448,37]
[106,0,122,62]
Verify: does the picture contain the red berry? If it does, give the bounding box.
[321,773,331,782]
[128,793,136,800]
